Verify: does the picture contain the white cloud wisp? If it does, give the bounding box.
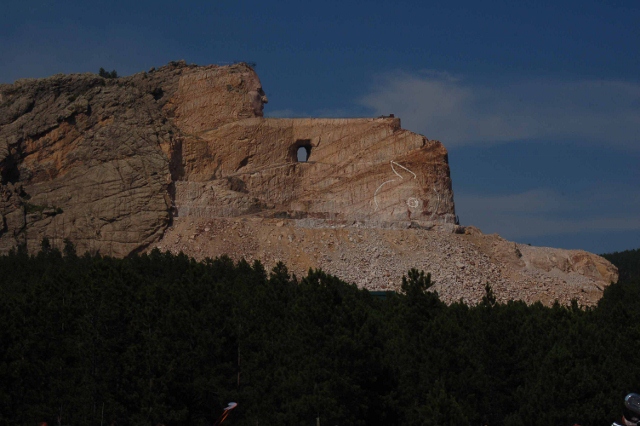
[455,186,640,241]
[360,71,640,150]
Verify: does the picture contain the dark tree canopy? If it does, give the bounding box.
[99,67,118,79]
[0,243,637,425]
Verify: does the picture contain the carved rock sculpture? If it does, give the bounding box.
[0,61,617,305]
[0,61,455,255]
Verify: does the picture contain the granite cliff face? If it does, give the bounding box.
[0,66,179,256]
[0,61,455,255]
[177,117,455,225]
[0,61,617,305]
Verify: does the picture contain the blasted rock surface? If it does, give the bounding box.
[0,61,617,305]
[0,61,455,256]
[177,117,455,224]
[155,218,618,307]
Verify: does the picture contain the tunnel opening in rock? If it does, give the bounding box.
[297,146,310,162]
[291,140,312,163]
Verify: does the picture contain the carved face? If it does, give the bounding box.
[244,72,268,116]
[248,85,268,116]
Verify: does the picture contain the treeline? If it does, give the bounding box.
[98,68,118,79]
[603,248,640,282]
[0,242,638,426]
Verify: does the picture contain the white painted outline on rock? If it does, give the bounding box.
[391,160,417,179]
[407,197,419,208]
[374,161,417,211]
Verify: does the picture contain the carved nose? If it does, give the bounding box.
[262,95,268,104]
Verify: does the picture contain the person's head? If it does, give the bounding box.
[622,393,640,425]
[231,63,268,118]
[246,80,268,116]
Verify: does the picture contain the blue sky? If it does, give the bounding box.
[2,0,638,254]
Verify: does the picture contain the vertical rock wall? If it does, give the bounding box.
[0,61,455,255]
[175,117,456,224]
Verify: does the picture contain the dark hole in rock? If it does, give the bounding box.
[0,154,20,184]
[288,139,312,163]
[238,156,249,169]
[152,87,164,101]
[297,145,311,162]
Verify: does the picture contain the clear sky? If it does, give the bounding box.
[2,0,638,254]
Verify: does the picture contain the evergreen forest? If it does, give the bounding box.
[0,241,639,426]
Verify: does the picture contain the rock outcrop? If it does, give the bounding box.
[0,67,179,256]
[1,61,454,255]
[0,61,617,305]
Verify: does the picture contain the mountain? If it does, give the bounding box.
[0,60,617,305]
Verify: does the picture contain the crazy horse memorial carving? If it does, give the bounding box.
[0,61,617,306]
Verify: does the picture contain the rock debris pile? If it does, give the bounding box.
[154,217,616,307]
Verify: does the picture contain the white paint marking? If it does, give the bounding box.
[390,161,417,179]
[373,161,418,211]
[374,179,396,211]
